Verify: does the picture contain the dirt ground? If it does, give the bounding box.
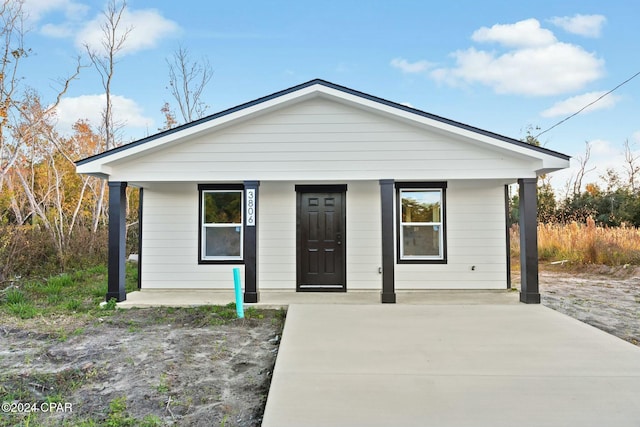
[537,265,640,346]
[0,307,284,427]
[2,267,639,426]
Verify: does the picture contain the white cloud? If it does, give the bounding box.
[425,19,604,96]
[390,58,433,74]
[77,8,180,56]
[471,18,557,48]
[23,0,89,23]
[431,42,603,96]
[632,131,640,144]
[550,14,606,38]
[54,94,154,136]
[40,23,74,38]
[541,91,621,118]
[589,139,616,157]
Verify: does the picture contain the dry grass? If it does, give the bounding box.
[511,218,640,266]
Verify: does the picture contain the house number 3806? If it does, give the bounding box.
[246,189,256,226]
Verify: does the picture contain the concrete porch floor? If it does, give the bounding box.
[115,289,520,308]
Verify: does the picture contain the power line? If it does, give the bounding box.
[535,69,640,139]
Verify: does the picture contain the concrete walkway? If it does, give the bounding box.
[262,304,640,427]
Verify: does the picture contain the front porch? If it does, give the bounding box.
[105,178,541,305]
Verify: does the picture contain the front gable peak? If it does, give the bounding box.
[76,79,570,180]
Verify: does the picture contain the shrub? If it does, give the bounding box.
[0,224,57,279]
[0,224,108,280]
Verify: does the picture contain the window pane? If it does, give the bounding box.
[204,192,242,224]
[402,225,440,257]
[402,191,440,222]
[205,226,241,257]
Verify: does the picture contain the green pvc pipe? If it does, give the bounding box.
[233,267,244,318]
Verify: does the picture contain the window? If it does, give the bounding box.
[199,185,243,263]
[397,182,447,263]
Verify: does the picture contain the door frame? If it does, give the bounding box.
[295,184,347,292]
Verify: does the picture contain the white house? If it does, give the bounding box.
[76,79,570,304]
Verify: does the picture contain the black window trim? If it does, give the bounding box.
[198,183,245,265]
[395,181,448,264]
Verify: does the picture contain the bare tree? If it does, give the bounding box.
[11,83,87,252]
[1,0,81,208]
[571,141,595,197]
[84,0,131,152]
[0,0,28,193]
[166,45,212,124]
[623,139,640,192]
[84,0,131,231]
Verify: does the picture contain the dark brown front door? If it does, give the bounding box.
[296,186,346,291]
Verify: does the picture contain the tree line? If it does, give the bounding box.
[510,139,640,227]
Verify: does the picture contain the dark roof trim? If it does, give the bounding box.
[76,79,570,166]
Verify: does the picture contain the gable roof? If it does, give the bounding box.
[76,79,570,174]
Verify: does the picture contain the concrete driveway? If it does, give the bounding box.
[262,304,640,427]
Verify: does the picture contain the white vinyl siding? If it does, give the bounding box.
[395,180,507,289]
[141,181,382,290]
[344,181,382,290]
[140,180,505,291]
[258,182,296,289]
[110,98,540,183]
[141,183,243,289]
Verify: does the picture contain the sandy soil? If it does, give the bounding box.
[538,265,640,346]
[0,307,284,426]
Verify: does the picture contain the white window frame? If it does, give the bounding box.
[398,187,445,262]
[201,189,243,262]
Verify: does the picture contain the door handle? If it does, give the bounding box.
[336,233,342,245]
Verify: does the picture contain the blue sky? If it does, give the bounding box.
[20,0,640,190]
